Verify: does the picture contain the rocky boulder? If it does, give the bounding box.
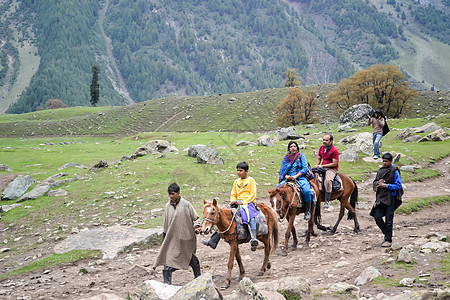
[255,276,310,298]
[140,280,182,300]
[88,160,109,172]
[274,127,304,141]
[257,135,273,147]
[170,273,222,300]
[340,132,375,155]
[354,266,382,286]
[18,173,77,202]
[1,175,35,200]
[187,144,206,157]
[132,140,178,158]
[195,147,224,164]
[339,104,373,124]
[0,164,12,172]
[414,122,441,133]
[418,129,449,142]
[339,149,359,162]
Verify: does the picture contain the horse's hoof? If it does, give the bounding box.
[220,283,229,290]
[257,271,264,276]
[281,251,287,257]
[289,245,297,251]
[267,262,271,269]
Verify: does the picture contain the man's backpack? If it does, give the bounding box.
[382,118,390,136]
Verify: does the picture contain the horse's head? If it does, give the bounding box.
[201,198,219,234]
[268,187,288,220]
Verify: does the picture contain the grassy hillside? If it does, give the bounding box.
[0,86,448,137]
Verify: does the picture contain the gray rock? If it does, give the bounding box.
[88,160,109,172]
[339,104,373,123]
[132,140,178,158]
[79,293,123,300]
[196,147,224,165]
[257,135,273,147]
[418,129,450,142]
[47,189,68,197]
[236,140,255,146]
[17,173,75,202]
[402,135,422,143]
[399,278,415,287]
[340,149,359,162]
[396,128,413,140]
[0,164,12,172]
[274,127,303,141]
[2,175,35,200]
[255,277,310,298]
[340,132,374,155]
[414,122,441,133]
[187,145,206,157]
[397,248,413,263]
[324,283,360,297]
[58,162,88,170]
[354,266,382,286]
[400,165,415,172]
[170,272,222,300]
[54,225,162,259]
[0,203,21,212]
[141,280,182,300]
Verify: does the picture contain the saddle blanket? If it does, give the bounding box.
[317,173,343,192]
[232,206,268,240]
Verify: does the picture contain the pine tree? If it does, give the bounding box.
[90,65,100,107]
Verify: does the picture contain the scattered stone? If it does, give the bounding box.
[418,129,450,142]
[324,282,360,297]
[257,135,273,147]
[255,277,310,298]
[195,147,224,165]
[54,225,162,259]
[0,164,12,172]
[1,175,36,200]
[402,135,422,143]
[0,248,11,253]
[0,203,21,212]
[397,248,413,263]
[170,273,222,300]
[339,104,373,123]
[236,140,255,146]
[339,149,359,162]
[273,127,304,141]
[400,165,415,172]
[17,173,75,202]
[414,122,441,133]
[58,162,88,170]
[187,145,206,157]
[340,132,374,155]
[141,280,182,300]
[354,266,382,286]
[396,128,413,140]
[132,140,178,159]
[399,278,415,287]
[88,160,109,172]
[47,189,68,197]
[79,293,123,300]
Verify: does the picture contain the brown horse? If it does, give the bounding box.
[312,172,360,234]
[268,180,319,256]
[201,199,279,289]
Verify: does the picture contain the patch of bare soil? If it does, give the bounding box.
[0,158,449,300]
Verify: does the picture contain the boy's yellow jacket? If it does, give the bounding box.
[230,176,256,205]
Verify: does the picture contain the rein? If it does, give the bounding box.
[204,205,239,235]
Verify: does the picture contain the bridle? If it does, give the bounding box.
[203,204,239,235]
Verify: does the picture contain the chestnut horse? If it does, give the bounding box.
[268,180,319,256]
[201,199,279,289]
[312,172,360,234]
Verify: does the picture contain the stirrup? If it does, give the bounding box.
[323,201,329,209]
[250,239,258,251]
[304,211,311,220]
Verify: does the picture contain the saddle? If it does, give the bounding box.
[232,205,268,240]
[313,167,343,192]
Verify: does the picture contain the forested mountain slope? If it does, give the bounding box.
[0,0,448,114]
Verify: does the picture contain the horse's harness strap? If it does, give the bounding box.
[215,207,239,234]
[286,182,301,208]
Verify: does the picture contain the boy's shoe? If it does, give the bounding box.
[304,211,311,221]
[381,241,392,247]
[323,201,329,209]
[250,239,259,251]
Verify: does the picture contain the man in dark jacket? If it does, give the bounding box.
[370,153,403,247]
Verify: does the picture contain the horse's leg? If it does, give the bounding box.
[290,213,298,251]
[345,198,360,233]
[234,244,245,281]
[258,235,270,276]
[330,200,345,234]
[222,241,237,289]
[315,195,331,231]
[282,214,294,256]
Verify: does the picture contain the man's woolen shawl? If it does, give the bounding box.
[153,197,199,270]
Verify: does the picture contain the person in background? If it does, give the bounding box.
[370,153,403,248]
[368,109,386,159]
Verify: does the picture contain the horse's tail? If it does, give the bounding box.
[348,179,358,220]
[270,207,279,255]
[314,193,322,226]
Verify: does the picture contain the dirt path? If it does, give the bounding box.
[0,158,449,299]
